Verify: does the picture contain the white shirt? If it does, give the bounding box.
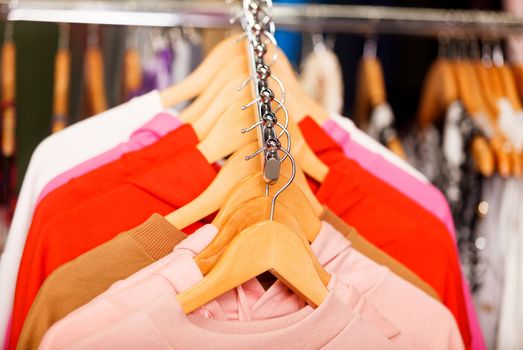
[494,100,523,349]
[0,90,165,344]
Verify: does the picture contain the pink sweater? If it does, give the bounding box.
[40,220,464,350]
[66,277,400,350]
[323,119,485,350]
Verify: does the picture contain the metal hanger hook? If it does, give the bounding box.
[269,147,296,221]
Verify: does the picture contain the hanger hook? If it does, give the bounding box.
[269,147,296,221]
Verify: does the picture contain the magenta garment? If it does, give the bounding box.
[41,221,464,350]
[323,119,486,350]
[36,113,182,204]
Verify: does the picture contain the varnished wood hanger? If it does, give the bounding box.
[195,174,323,275]
[85,25,107,115]
[52,24,71,134]
[1,27,16,158]
[453,60,496,177]
[163,35,331,126]
[176,220,330,314]
[122,47,142,102]
[496,65,523,176]
[492,40,523,177]
[498,65,523,111]
[510,64,523,101]
[418,59,457,129]
[354,56,385,129]
[191,85,250,139]
[160,35,245,108]
[178,55,248,123]
[166,141,323,229]
[354,43,406,159]
[168,41,329,183]
[197,194,330,280]
[418,56,495,176]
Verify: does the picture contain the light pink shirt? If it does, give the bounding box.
[59,277,399,350]
[323,119,485,350]
[36,113,182,204]
[41,221,464,350]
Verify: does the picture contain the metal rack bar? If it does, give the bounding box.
[1,1,523,37]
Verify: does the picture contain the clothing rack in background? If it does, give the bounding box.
[1,1,523,37]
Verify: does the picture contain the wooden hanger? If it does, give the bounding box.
[511,64,523,100]
[52,24,71,134]
[166,142,259,229]
[191,85,250,139]
[195,172,323,273]
[166,139,323,229]
[176,220,330,314]
[468,59,513,177]
[354,51,406,159]
[178,55,248,123]
[472,61,499,118]
[122,46,142,102]
[1,26,16,158]
[85,25,107,115]
[168,43,329,184]
[457,62,496,176]
[486,67,520,177]
[200,41,332,124]
[209,174,322,237]
[160,35,244,108]
[185,45,331,131]
[162,34,331,128]
[354,57,386,129]
[196,194,330,280]
[418,56,494,176]
[418,59,458,129]
[496,65,523,176]
[498,65,523,111]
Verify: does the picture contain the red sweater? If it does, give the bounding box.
[10,126,216,349]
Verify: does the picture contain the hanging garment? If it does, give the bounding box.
[440,102,485,291]
[299,42,344,114]
[40,223,463,350]
[0,90,165,346]
[400,103,487,350]
[43,277,399,350]
[365,103,402,150]
[38,225,399,350]
[18,207,439,350]
[300,117,471,346]
[328,114,428,182]
[17,215,188,350]
[36,113,181,204]
[8,141,217,349]
[495,178,523,350]
[473,176,509,349]
[171,35,192,85]
[323,117,454,238]
[493,101,523,350]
